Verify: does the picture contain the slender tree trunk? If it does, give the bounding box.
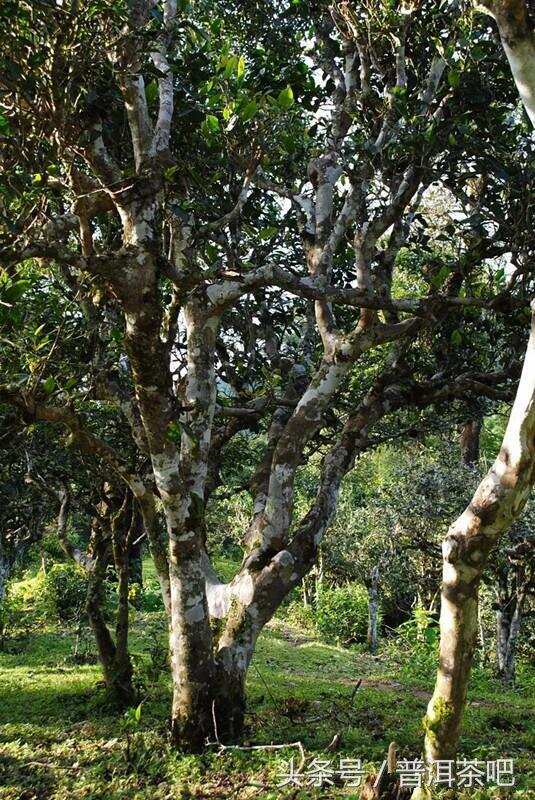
[0,552,12,604]
[497,586,526,684]
[495,573,512,675]
[86,562,134,706]
[424,307,535,762]
[367,565,380,654]
[496,604,511,674]
[129,534,143,590]
[315,550,324,605]
[114,560,133,694]
[477,603,487,665]
[460,418,481,467]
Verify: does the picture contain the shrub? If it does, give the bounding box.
[391,603,439,678]
[140,578,164,612]
[0,586,28,649]
[42,563,88,623]
[285,599,316,632]
[315,583,371,646]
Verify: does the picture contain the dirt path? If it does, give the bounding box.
[269,619,498,708]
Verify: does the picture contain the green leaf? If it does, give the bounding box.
[205,114,220,133]
[450,329,462,346]
[224,54,238,78]
[4,280,30,302]
[134,703,142,722]
[43,376,56,394]
[145,80,158,105]
[431,265,450,288]
[32,173,43,185]
[494,267,505,285]
[33,323,47,338]
[240,100,258,121]
[236,55,245,80]
[259,226,277,240]
[277,85,294,110]
[447,70,460,88]
[164,165,179,181]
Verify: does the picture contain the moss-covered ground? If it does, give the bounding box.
[0,561,533,800]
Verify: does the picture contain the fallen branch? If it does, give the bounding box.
[206,738,307,772]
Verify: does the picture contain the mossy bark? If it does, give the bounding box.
[425,307,535,761]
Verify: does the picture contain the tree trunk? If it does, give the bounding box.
[424,306,535,762]
[478,0,535,126]
[212,658,247,743]
[460,418,481,467]
[497,585,526,684]
[367,565,380,654]
[129,535,143,590]
[0,552,12,604]
[168,524,215,752]
[496,605,510,675]
[495,572,512,675]
[86,565,134,706]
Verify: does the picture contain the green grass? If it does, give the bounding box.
[0,569,533,799]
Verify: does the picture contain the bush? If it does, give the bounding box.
[390,603,439,678]
[315,583,371,646]
[140,578,165,612]
[285,599,316,632]
[0,586,28,649]
[42,563,88,623]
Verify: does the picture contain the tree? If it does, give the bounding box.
[424,0,535,764]
[27,474,141,705]
[1,0,533,751]
[476,0,535,124]
[493,518,534,683]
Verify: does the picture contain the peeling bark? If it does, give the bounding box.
[477,0,535,125]
[425,305,535,761]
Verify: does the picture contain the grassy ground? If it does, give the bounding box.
[0,564,533,800]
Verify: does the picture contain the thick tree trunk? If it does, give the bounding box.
[212,657,247,743]
[424,306,535,762]
[166,303,220,752]
[168,525,215,752]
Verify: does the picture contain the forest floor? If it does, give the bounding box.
[0,563,533,800]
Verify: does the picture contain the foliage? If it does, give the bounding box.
[285,598,316,633]
[315,583,371,647]
[0,586,28,652]
[41,563,88,624]
[0,586,533,799]
[1,0,535,773]
[392,603,441,680]
[139,577,165,613]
